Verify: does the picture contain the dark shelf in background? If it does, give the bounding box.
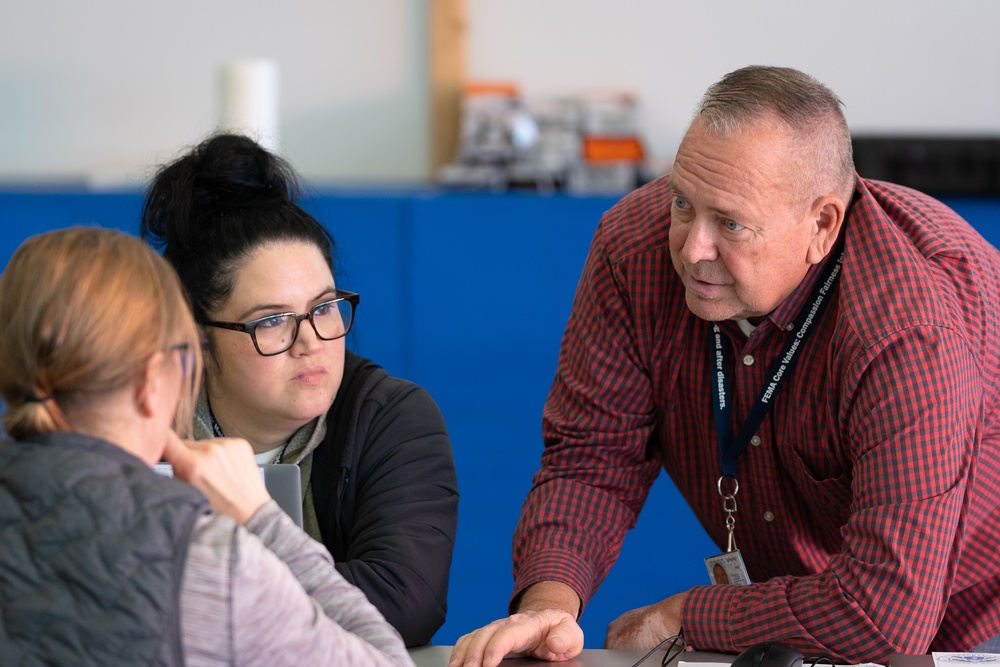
[852,136,1000,196]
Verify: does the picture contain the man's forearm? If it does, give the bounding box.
[515,581,582,619]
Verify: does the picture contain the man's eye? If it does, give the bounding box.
[724,219,744,232]
[673,196,688,209]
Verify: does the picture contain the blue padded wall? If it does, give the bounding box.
[1,189,998,648]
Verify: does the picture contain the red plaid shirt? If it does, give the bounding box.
[513,176,1000,662]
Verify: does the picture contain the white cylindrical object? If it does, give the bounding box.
[218,58,280,152]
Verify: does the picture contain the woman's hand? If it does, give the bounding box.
[162,432,271,524]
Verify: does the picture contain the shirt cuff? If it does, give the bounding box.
[682,584,744,652]
[511,546,595,617]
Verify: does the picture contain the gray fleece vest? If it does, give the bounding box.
[0,432,208,666]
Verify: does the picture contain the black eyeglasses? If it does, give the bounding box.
[630,628,686,667]
[166,340,204,395]
[201,290,359,357]
[167,341,196,380]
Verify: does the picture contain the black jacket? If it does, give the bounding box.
[310,351,458,646]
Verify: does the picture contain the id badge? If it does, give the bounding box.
[705,550,751,585]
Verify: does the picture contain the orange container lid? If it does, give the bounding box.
[583,136,645,162]
[463,81,520,97]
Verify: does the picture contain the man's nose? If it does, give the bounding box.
[681,218,719,265]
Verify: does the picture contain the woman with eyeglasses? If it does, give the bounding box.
[0,228,413,665]
[140,134,458,647]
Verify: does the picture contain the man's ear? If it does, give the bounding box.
[806,193,846,265]
[135,351,166,419]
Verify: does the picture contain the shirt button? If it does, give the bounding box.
[763,511,775,522]
[743,355,755,366]
[750,435,761,447]
[786,323,795,332]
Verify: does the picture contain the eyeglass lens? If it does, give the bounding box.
[253,299,353,355]
[167,342,195,382]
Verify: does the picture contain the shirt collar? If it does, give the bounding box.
[709,252,838,341]
[712,220,849,340]
[765,246,841,334]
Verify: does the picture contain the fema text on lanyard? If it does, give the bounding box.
[711,249,843,479]
[760,258,841,404]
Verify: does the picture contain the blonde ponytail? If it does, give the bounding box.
[0,227,202,440]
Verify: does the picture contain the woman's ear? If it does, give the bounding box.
[134,351,166,419]
[806,193,847,265]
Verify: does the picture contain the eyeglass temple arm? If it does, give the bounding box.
[201,321,248,332]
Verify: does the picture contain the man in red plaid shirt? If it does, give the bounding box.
[450,66,1000,665]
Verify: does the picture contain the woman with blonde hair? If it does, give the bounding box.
[0,227,413,666]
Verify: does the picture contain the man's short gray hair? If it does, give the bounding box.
[697,65,856,203]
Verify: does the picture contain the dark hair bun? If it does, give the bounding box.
[140,133,336,323]
[141,133,300,253]
[192,133,299,204]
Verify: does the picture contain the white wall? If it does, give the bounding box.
[1,1,998,185]
[469,0,1000,174]
[0,0,429,185]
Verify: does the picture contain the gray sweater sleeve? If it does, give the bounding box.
[180,501,414,667]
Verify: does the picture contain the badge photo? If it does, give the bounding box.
[705,550,751,585]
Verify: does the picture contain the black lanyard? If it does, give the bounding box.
[711,249,844,479]
[206,400,291,464]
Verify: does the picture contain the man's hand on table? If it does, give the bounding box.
[449,581,584,667]
[604,591,687,651]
